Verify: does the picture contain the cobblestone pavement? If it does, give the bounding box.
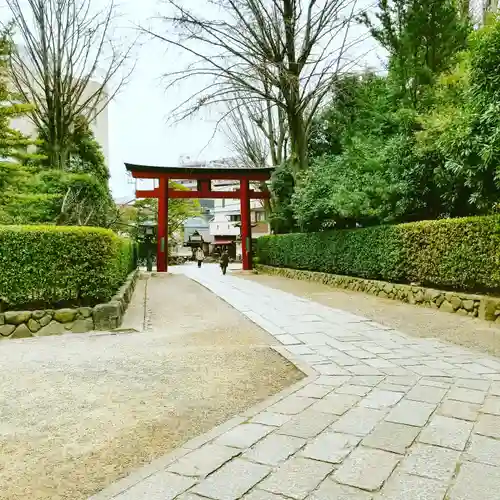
[94,264,500,500]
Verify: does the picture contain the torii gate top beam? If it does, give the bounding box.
[125,163,274,182]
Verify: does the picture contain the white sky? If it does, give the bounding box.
[108,0,236,199]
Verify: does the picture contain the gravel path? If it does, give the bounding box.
[241,273,500,357]
[0,273,302,500]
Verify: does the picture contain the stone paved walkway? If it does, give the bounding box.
[94,265,500,500]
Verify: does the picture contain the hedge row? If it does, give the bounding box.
[255,215,500,293]
[0,225,138,310]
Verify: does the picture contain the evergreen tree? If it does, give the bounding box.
[33,115,115,227]
[361,0,470,107]
[68,116,109,185]
[0,24,39,221]
[0,29,114,228]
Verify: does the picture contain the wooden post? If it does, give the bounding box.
[157,177,168,272]
[240,179,252,271]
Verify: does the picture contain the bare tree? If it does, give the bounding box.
[6,0,135,170]
[224,91,288,215]
[144,0,367,174]
[225,102,270,172]
[224,95,287,170]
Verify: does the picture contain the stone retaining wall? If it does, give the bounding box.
[255,265,500,323]
[0,270,139,340]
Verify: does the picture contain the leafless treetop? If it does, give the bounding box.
[152,1,365,114]
[6,0,135,167]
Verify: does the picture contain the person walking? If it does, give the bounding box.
[195,247,205,268]
[220,250,229,275]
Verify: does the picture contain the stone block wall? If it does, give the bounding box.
[256,265,500,322]
[0,270,138,340]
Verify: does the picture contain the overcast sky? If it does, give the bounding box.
[107,0,231,199]
[107,0,387,199]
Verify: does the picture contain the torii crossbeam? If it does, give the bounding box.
[125,163,273,272]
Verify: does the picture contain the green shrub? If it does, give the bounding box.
[0,225,137,310]
[256,215,500,293]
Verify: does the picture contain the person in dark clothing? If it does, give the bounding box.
[220,250,229,275]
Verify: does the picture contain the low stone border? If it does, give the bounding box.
[0,270,139,339]
[255,265,500,323]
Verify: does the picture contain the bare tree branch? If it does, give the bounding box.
[6,0,136,169]
[145,0,368,174]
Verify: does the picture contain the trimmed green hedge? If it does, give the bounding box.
[0,225,137,310]
[255,216,500,293]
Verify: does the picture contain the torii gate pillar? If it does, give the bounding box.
[157,177,168,273]
[240,179,251,271]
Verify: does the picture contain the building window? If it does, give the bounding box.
[221,199,225,208]
[252,211,265,222]
[229,214,241,222]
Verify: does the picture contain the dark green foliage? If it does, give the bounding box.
[308,74,399,160]
[67,116,109,184]
[292,149,397,232]
[469,19,500,102]
[293,15,500,231]
[269,162,296,234]
[256,215,500,293]
[399,216,500,292]
[32,116,115,227]
[0,192,61,225]
[361,0,470,107]
[0,169,112,226]
[299,75,423,230]
[38,115,110,184]
[0,226,137,310]
[256,226,402,281]
[256,224,405,282]
[0,24,42,217]
[414,16,500,218]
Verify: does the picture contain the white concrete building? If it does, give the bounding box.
[8,75,109,165]
[209,180,270,259]
[175,157,271,259]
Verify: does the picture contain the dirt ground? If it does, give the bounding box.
[242,273,500,357]
[0,274,302,500]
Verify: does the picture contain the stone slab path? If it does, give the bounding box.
[93,264,500,500]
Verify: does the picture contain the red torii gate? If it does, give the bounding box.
[125,163,273,272]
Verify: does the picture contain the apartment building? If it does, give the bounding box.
[208,181,268,258]
[470,0,498,23]
[8,69,110,165]
[177,157,271,258]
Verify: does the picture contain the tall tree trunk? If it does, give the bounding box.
[288,110,308,175]
[7,0,132,171]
